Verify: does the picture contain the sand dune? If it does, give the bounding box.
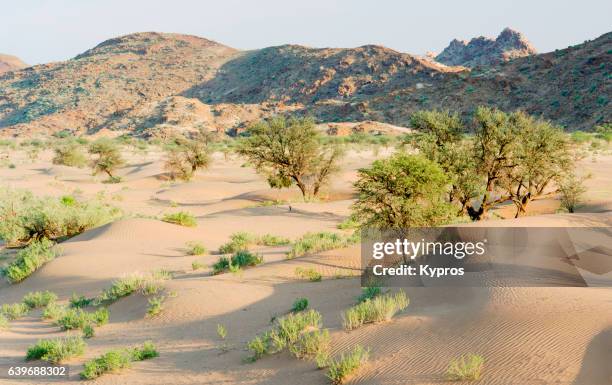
[1,148,611,385]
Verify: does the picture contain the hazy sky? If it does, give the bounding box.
[2,0,611,65]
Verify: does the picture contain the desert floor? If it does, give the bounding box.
[0,146,611,385]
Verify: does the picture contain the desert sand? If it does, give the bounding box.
[0,146,611,385]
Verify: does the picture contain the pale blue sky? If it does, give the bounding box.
[2,0,611,65]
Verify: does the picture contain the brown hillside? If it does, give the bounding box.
[0,54,27,74]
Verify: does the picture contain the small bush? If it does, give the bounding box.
[212,251,263,274]
[219,232,256,254]
[56,308,109,330]
[52,142,87,168]
[327,345,370,384]
[22,291,57,309]
[82,324,95,339]
[247,310,323,361]
[80,342,158,380]
[69,293,93,308]
[342,291,408,330]
[217,324,227,339]
[289,329,330,360]
[446,354,485,381]
[147,296,165,317]
[357,286,382,303]
[570,131,591,143]
[2,239,60,283]
[94,271,171,305]
[0,314,8,329]
[42,302,67,320]
[1,303,30,320]
[295,267,322,282]
[162,211,197,227]
[259,234,291,246]
[337,217,359,230]
[291,297,309,312]
[26,336,86,363]
[287,232,356,259]
[186,241,207,255]
[192,260,205,270]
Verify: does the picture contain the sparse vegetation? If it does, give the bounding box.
[69,293,93,308]
[0,314,8,329]
[237,116,343,200]
[1,239,60,283]
[26,336,86,363]
[342,290,408,330]
[357,285,382,303]
[558,173,588,213]
[218,232,290,254]
[80,341,158,380]
[42,302,68,320]
[295,267,322,282]
[164,133,212,181]
[217,324,227,340]
[191,260,205,270]
[289,328,330,360]
[162,211,197,227]
[326,345,370,384]
[445,354,485,381]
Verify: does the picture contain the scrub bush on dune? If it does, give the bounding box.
[80,341,158,380]
[212,250,263,274]
[26,336,86,364]
[326,345,370,384]
[162,211,197,227]
[1,239,60,283]
[22,291,58,309]
[342,291,408,330]
[0,187,120,245]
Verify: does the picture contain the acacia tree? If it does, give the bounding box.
[352,153,455,229]
[498,112,573,217]
[237,116,343,200]
[164,133,211,181]
[410,110,481,214]
[89,138,125,181]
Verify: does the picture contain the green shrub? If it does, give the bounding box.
[69,293,93,308]
[287,232,356,259]
[82,324,95,339]
[288,329,330,360]
[446,354,485,381]
[22,291,57,309]
[212,251,263,274]
[247,310,323,361]
[259,234,291,246]
[80,342,158,380]
[0,187,120,245]
[186,241,207,255]
[217,324,227,339]
[327,345,370,384]
[147,296,165,317]
[219,232,256,254]
[295,267,322,282]
[357,286,382,303]
[1,239,60,283]
[337,217,359,230]
[162,211,197,227]
[1,302,30,320]
[56,308,109,330]
[94,271,171,305]
[291,297,309,312]
[191,260,205,270]
[570,131,591,143]
[342,291,408,330]
[42,302,67,320]
[0,314,8,329]
[52,142,87,168]
[26,336,86,363]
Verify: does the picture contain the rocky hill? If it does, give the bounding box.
[0,54,27,74]
[436,28,537,67]
[0,30,609,136]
